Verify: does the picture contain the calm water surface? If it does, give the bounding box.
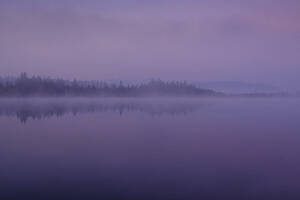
[0,98,300,200]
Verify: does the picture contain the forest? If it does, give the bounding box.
[0,73,220,97]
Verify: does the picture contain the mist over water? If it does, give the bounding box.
[1,0,300,199]
[1,98,300,200]
[0,98,205,123]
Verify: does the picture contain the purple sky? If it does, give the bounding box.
[0,0,300,89]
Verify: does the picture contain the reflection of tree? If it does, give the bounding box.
[0,99,204,123]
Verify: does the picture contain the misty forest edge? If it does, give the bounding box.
[0,73,290,97]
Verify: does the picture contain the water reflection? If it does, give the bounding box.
[0,98,204,123]
[1,98,300,200]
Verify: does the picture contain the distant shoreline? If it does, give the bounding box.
[1,73,297,98]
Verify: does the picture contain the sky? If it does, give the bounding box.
[0,0,300,90]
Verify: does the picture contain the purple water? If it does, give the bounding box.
[1,98,300,200]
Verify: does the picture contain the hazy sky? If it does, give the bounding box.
[0,0,299,89]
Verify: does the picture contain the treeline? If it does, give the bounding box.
[0,73,220,97]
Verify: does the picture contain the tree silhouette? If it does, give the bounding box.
[0,73,220,97]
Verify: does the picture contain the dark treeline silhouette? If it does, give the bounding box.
[0,73,220,97]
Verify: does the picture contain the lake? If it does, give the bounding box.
[1,98,300,200]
